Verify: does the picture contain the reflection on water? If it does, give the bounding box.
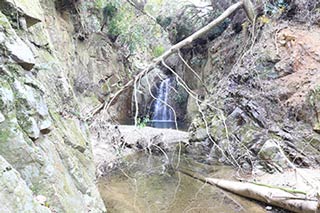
[148,120,176,129]
[97,152,266,213]
[147,121,189,130]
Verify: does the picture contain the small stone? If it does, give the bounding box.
[265,206,272,211]
[19,17,28,31]
[39,119,52,134]
[35,195,47,205]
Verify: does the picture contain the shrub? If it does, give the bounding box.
[152,45,165,57]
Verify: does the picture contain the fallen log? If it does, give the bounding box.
[178,168,318,213]
[206,178,318,213]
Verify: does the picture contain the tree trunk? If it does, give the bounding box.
[178,168,318,213]
[206,178,318,213]
[243,0,256,22]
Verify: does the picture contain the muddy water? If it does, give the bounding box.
[98,152,266,213]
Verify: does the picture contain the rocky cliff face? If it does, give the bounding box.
[0,0,130,212]
[187,2,320,172]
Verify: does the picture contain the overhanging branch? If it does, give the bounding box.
[96,0,256,115]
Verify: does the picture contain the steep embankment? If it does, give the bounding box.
[188,5,320,172]
[0,0,129,212]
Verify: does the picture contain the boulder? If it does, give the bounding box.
[258,139,291,172]
[189,127,208,142]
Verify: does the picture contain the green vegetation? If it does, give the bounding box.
[264,0,289,15]
[103,1,147,53]
[173,85,188,105]
[156,16,172,28]
[102,2,118,19]
[137,116,150,128]
[98,0,165,56]
[152,45,165,57]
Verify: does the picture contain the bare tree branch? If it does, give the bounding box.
[103,1,245,109]
[88,1,256,118]
[125,0,158,24]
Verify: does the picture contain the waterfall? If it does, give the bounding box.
[152,77,175,128]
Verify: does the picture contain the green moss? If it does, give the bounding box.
[50,110,87,151]
[0,12,11,30]
[16,112,33,131]
[0,129,10,142]
[156,16,172,28]
[0,123,10,142]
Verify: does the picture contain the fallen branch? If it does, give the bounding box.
[206,178,318,213]
[178,168,318,213]
[248,181,307,195]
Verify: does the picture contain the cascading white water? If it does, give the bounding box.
[152,77,175,128]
